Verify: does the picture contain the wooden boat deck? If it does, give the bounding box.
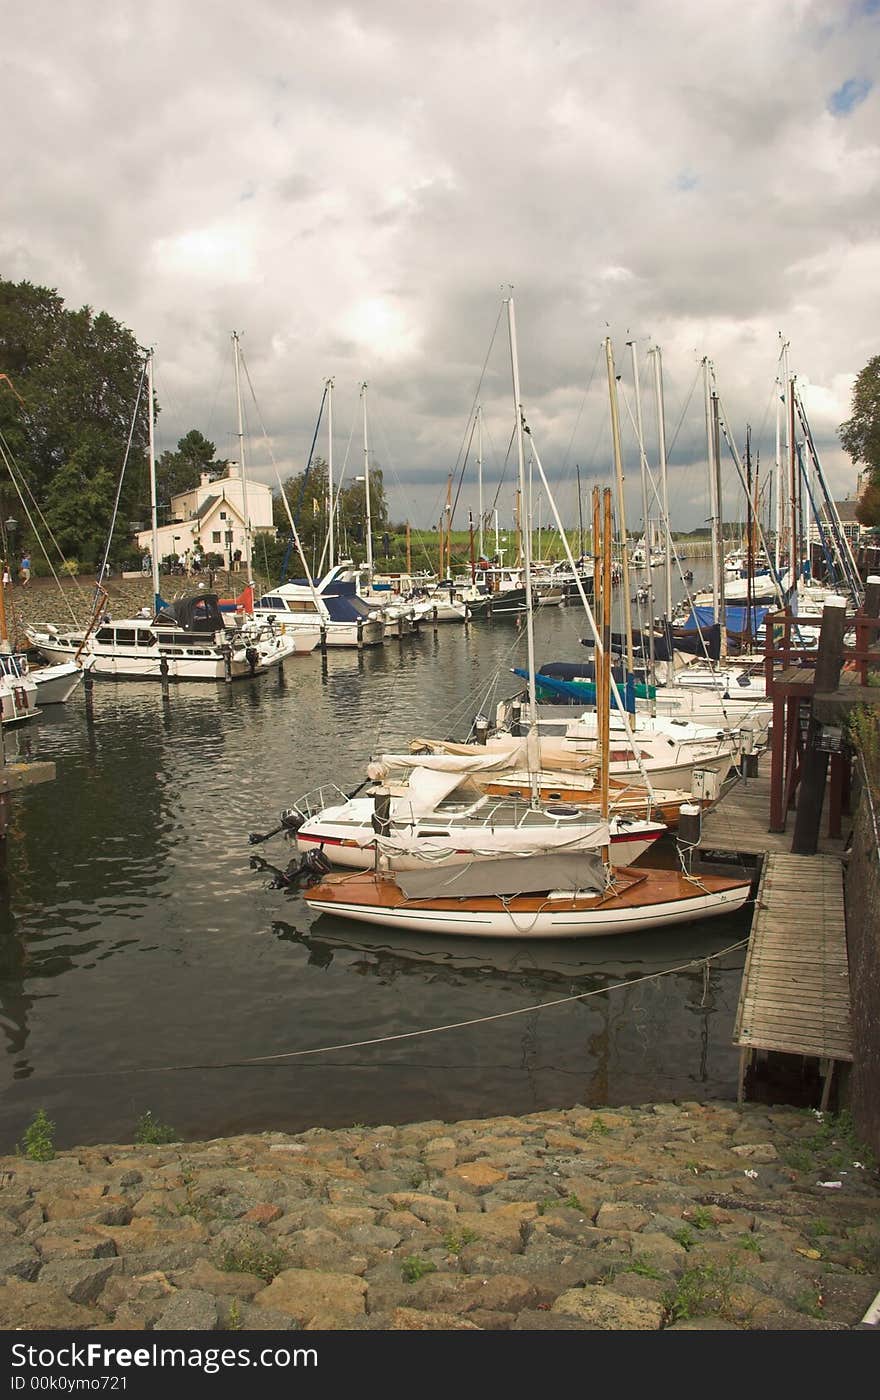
[733,852,852,1108]
[697,750,847,857]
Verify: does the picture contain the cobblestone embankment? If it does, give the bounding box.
[2,1102,878,1332]
[6,572,262,640]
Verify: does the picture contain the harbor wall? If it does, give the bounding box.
[844,767,880,1158]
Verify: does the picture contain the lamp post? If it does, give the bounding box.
[225,528,234,575]
[1,519,16,645]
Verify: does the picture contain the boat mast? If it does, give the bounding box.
[231,331,253,588]
[775,336,786,573]
[745,426,754,646]
[704,356,721,640]
[605,337,634,676]
[360,382,373,577]
[477,405,484,559]
[711,384,727,658]
[444,471,453,578]
[146,349,161,613]
[600,486,612,866]
[576,463,584,560]
[326,377,335,571]
[628,339,656,707]
[506,295,539,804]
[648,346,673,620]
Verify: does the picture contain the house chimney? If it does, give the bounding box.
[227,463,240,479]
[200,472,212,487]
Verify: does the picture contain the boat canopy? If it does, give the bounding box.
[394,851,608,901]
[581,624,722,662]
[377,750,520,776]
[152,593,226,632]
[321,582,376,623]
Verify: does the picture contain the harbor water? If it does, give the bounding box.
[0,566,754,1153]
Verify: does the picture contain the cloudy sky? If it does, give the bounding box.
[3,0,878,538]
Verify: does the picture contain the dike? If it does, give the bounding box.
[1,1101,878,1332]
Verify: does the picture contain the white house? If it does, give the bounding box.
[136,464,275,565]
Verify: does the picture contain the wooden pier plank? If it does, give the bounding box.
[733,852,852,1064]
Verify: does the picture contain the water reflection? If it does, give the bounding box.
[0,568,752,1150]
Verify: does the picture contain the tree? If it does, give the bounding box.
[273,458,330,574]
[337,466,389,561]
[156,429,226,508]
[0,278,149,566]
[840,355,880,526]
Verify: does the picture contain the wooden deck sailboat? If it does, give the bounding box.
[303,305,752,939]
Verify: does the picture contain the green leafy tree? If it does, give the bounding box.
[274,458,329,575]
[271,458,391,576]
[0,277,149,568]
[155,429,226,509]
[337,466,389,563]
[840,355,880,527]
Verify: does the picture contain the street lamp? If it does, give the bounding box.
[225,528,234,573]
[5,518,17,573]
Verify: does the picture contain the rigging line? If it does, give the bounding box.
[97,355,149,592]
[664,358,701,458]
[0,435,86,620]
[488,423,517,516]
[317,402,360,577]
[559,340,603,478]
[446,296,506,491]
[448,409,479,532]
[50,938,750,1078]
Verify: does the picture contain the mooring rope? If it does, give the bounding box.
[50,936,749,1080]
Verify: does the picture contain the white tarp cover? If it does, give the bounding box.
[402,766,470,817]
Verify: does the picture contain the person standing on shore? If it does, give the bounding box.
[1,562,10,586]
[19,553,30,585]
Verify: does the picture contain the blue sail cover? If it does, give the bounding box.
[512,667,637,713]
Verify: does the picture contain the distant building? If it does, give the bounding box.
[807,496,864,548]
[136,464,274,563]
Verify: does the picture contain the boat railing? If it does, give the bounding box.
[0,653,27,679]
[291,784,350,820]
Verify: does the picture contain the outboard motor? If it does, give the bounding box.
[299,848,331,884]
[246,645,259,674]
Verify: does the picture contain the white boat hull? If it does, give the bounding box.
[305,880,751,938]
[28,628,300,679]
[29,661,85,704]
[296,818,663,869]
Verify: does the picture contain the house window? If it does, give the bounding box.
[212,532,221,543]
[220,511,227,520]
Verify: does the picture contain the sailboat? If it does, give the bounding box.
[303,302,752,938]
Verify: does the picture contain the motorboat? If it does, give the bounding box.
[0,652,39,724]
[27,592,302,680]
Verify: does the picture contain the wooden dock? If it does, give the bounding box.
[697,751,847,859]
[690,752,853,1109]
[732,852,852,1108]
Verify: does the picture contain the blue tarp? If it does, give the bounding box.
[513,667,637,713]
[682,603,773,636]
